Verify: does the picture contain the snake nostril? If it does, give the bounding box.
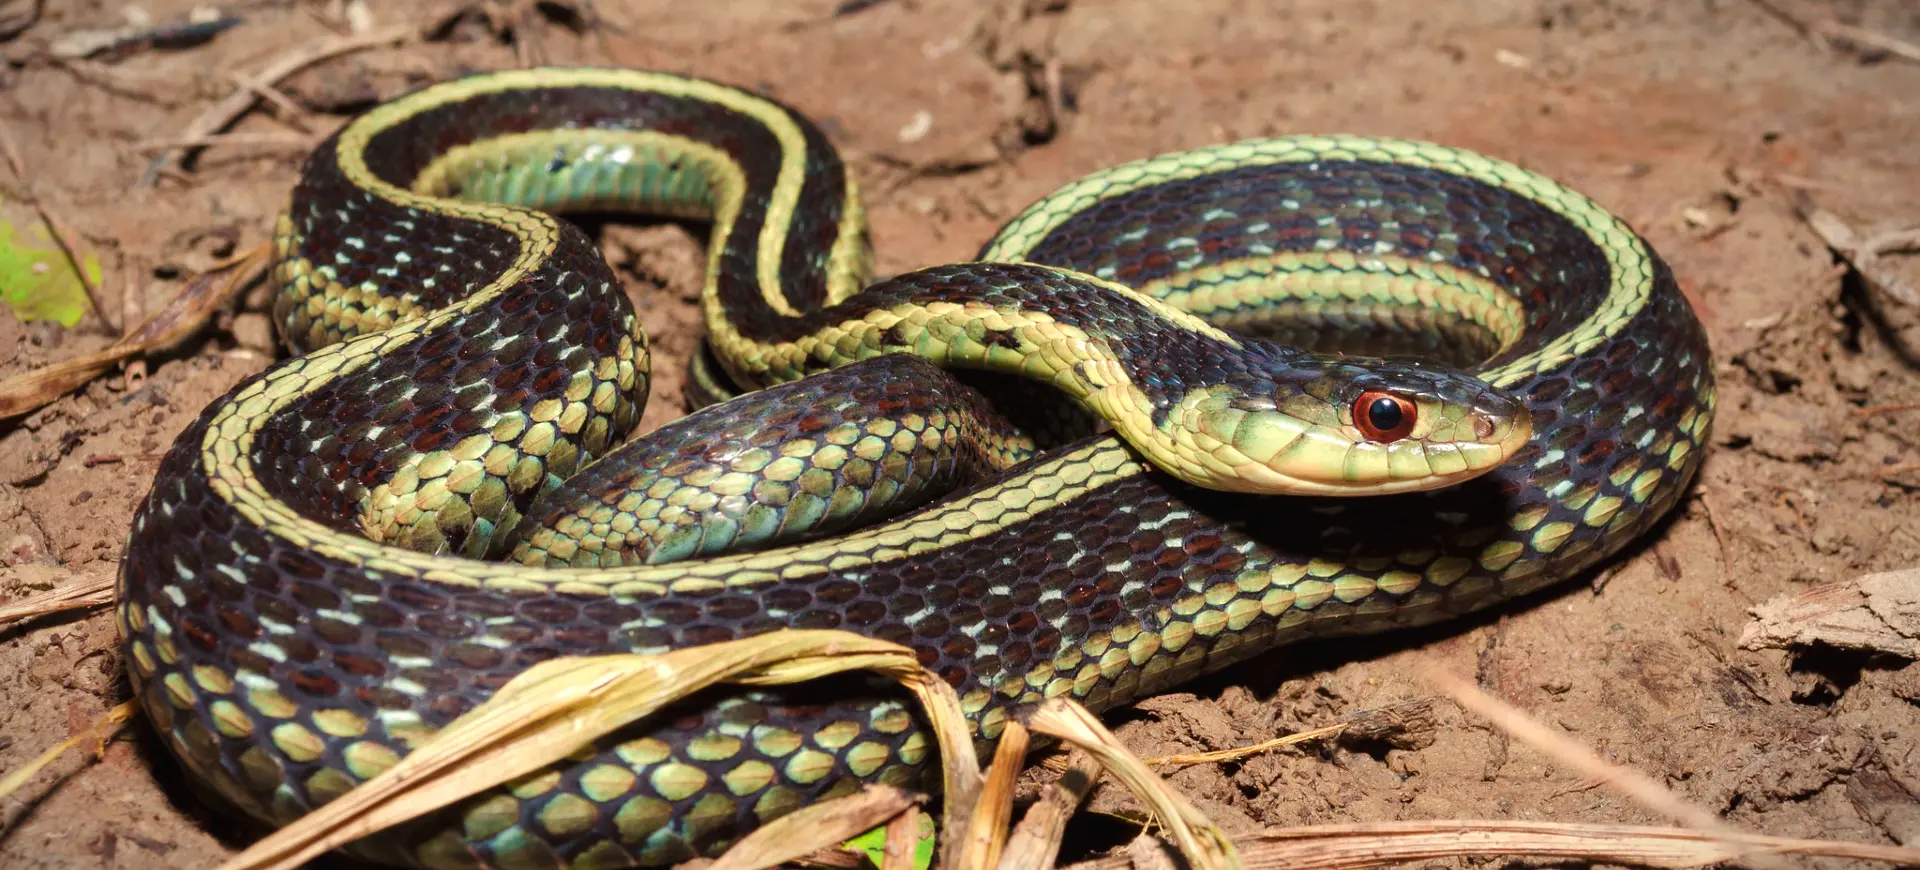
[1472,414,1497,440]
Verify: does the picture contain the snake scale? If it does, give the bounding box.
[115,67,1714,868]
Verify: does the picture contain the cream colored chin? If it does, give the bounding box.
[1214,453,1499,496]
[1163,406,1533,497]
[1216,422,1530,497]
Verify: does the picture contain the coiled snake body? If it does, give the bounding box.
[116,67,1714,868]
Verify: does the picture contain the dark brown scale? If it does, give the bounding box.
[178,617,221,652]
[490,621,540,645]
[428,695,471,721]
[311,615,364,646]
[334,653,387,678]
[280,636,323,664]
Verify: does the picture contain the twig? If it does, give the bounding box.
[1855,401,1920,417]
[1696,492,1736,589]
[1000,749,1100,870]
[1062,820,1920,870]
[1792,197,1920,307]
[1040,699,1433,773]
[0,569,116,626]
[140,23,416,185]
[1421,666,1793,870]
[228,72,315,133]
[1042,729,1347,775]
[1747,0,1920,64]
[53,58,189,106]
[134,132,322,153]
[0,121,115,333]
[1880,460,1920,481]
[1819,19,1920,64]
[0,701,138,804]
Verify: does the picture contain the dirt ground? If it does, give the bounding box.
[2,0,1919,867]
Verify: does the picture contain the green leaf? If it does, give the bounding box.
[843,809,936,870]
[0,197,100,327]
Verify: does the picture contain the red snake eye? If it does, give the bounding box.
[1353,391,1416,442]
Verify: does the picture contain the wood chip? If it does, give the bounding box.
[0,566,116,626]
[1738,568,1920,659]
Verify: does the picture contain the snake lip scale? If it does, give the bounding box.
[116,65,1714,869]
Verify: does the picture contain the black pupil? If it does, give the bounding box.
[1366,397,1404,432]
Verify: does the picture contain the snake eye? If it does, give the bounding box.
[1354,391,1416,442]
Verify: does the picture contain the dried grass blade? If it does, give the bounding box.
[951,719,1028,870]
[1025,699,1238,870]
[881,803,928,870]
[0,568,115,626]
[217,630,923,870]
[710,785,922,870]
[909,677,983,870]
[0,700,137,803]
[1065,820,1920,870]
[998,748,1100,870]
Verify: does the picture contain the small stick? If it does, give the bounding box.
[54,57,188,106]
[1792,194,1920,307]
[0,701,138,804]
[0,122,115,333]
[1696,492,1736,589]
[880,803,924,870]
[1061,820,1920,870]
[1855,401,1920,417]
[228,72,315,132]
[141,23,415,185]
[1036,722,1349,774]
[1423,666,1792,870]
[1820,19,1920,64]
[135,132,320,153]
[1747,0,1920,63]
[0,569,116,626]
[1879,460,1920,480]
[1143,721,1349,768]
[1000,749,1101,870]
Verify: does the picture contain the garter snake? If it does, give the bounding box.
[115,67,1714,868]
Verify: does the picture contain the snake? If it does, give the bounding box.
[115,67,1714,869]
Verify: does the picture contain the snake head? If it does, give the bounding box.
[1151,349,1532,496]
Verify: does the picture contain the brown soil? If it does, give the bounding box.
[3,0,1919,867]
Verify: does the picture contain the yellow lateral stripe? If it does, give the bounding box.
[341,67,817,318]
[228,427,1149,594]
[980,135,1650,388]
[1142,252,1529,351]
